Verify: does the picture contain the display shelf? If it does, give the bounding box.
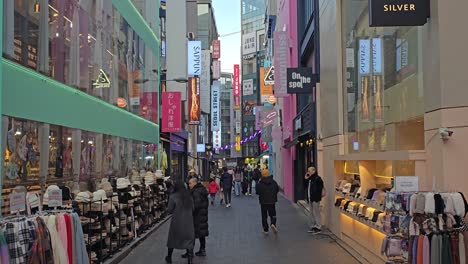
[335,191,385,212]
[338,208,389,235]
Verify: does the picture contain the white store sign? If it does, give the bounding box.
[242,32,257,55]
[211,81,221,131]
[188,41,202,76]
[243,79,254,96]
[200,50,211,114]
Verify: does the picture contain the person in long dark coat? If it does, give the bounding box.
[165,182,195,264]
[188,178,209,257]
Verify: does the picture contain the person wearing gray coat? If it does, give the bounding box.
[165,182,195,264]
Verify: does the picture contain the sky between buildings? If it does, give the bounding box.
[212,0,241,74]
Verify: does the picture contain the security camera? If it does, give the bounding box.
[439,128,454,140]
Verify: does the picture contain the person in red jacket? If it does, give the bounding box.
[208,178,219,205]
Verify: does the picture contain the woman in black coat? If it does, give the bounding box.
[188,177,209,257]
[166,182,195,264]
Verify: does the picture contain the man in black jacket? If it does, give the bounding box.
[252,165,262,194]
[304,166,324,234]
[255,170,279,234]
[220,167,234,207]
[186,178,209,257]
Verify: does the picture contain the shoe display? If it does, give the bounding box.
[271,224,278,234]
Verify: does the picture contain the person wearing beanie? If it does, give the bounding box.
[255,169,279,234]
[305,166,325,234]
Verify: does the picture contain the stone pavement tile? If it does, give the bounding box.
[119,194,360,264]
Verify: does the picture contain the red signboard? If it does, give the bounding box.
[212,40,221,59]
[162,92,181,132]
[140,92,158,124]
[233,64,240,109]
[188,77,201,125]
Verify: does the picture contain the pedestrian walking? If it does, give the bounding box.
[215,170,224,205]
[234,167,243,196]
[305,166,325,234]
[253,165,262,193]
[187,178,209,257]
[255,169,279,234]
[208,178,219,205]
[165,182,195,264]
[244,165,253,195]
[220,167,234,207]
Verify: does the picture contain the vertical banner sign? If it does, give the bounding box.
[233,64,240,109]
[162,92,182,132]
[211,81,221,131]
[188,77,201,125]
[358,39,371,122]
[130,70,142,105]
[255,106,263,130]
[213,130,222,149]
[212,60,220,79]
[260,67,274,103]
[212,40,221,59]
[235,136,241,151]
[140,92,158,124]
[274,31,288,97]
[372,38,384,122]
[187,41,202,76]
[200,50,211,114]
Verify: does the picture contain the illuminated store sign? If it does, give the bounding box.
[93,69,111,88]
[369,0,430,27]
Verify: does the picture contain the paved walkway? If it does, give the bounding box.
[119,193,359,264]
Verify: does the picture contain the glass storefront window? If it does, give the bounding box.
[3,0,159,125]
[342,0,424,154]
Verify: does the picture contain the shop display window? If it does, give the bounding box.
[3,0,160,123]
[341,0,424,154]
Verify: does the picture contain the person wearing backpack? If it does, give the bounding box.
[304,166,325,234]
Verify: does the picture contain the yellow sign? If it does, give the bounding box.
[235,136,241,152]
[93,69,111,88]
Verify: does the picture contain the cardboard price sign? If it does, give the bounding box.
[48,189,63,207]
[10,193,26,213]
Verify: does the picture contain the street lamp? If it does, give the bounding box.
[134,77,188,84]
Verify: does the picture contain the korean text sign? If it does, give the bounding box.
[162,92,182,132]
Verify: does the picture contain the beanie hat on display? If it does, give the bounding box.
[43,185,60,205]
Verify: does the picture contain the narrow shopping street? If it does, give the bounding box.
[120,194,358,264]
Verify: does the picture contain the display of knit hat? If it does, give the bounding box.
[155,170,164,179]
[92,190,108,203]
[145,171,155,185]
[59,186,72,201]
[116,178,131,190]
[342,183,352,194]
[75,192,91,203]
[100,179,114,197]
[43,185,60,205]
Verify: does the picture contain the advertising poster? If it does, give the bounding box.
[372,38,384,122]
[140,92,158,124]
[161,92,181,132]
[200,50,211,113]
[130,69,142,105]
[358,39,371,122]
[188,77,201,125]
[233,64,240,109]
[243,100,256,116]
[243,79,254,96]
[260,67,273,104]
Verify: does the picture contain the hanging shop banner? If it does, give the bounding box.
[274,31,288,97]
[243,79,254,96]
[260,67,274,103]
[200,50,211,114]
[130,70,142,105]
[140,92,158,124]
[162,92,182,132]
[287,67,318,94]
[235,136,241,152]
[358,39,371,122]
[213,130,222,149]
[255,106,263,130]
[212,60,221,79]
[242,32,257,55]
[211,81,221,131]
[212,40,221,59]
[243,100,256,116]
[233,64,241,109]
[188,77,201,125]
[372,38,384,122]
[369,0,429,27]
[187,41,202,76]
